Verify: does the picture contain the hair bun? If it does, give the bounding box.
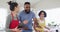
[8,1,12,5]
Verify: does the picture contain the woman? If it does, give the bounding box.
[35,10,50,32]
[6,1,21,32]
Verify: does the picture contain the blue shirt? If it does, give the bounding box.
[18,10,36,29]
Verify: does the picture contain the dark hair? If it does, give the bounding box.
[24,2,30,5]
[8,1,18,11]
[38,10,47,17]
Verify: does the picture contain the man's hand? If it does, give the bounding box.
[23,20,28,24]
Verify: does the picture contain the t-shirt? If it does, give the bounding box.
[18,11,36,29]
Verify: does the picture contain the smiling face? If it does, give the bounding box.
[39,12,45,19]
[38,11,47,19]
[24,4,30,13]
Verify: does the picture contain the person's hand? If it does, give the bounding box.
[14,29,22,32]
[14,27,22,32]
[11,27,20,32]
[15,29,22,32]
[23,20,28,24]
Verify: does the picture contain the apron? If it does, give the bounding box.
[9,13,19,29]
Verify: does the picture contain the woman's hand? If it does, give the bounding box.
[15,26,22,32]
[10,27,21,32]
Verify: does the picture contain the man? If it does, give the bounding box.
[18,2,37,32]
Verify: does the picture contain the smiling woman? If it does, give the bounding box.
[0,8,8,32]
